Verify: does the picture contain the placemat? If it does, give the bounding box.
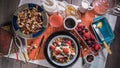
[27,10,96,60]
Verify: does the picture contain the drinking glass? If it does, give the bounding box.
[93,0,120,16]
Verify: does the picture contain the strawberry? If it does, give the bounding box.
[63,48,69,54]
[55,40,59,44]
[66,40,72,46]
[55,50,61,55]
[84,32,91,39]
[94,44,100,51]
[50,45,55,50]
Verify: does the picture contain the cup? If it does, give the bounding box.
[50,14,63,27]
[64,16,81,30]
[85,54,95,64]
[78,0,93,13]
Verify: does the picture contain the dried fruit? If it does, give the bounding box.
[50,45,55,50]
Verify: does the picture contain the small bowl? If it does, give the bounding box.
[85,54,95,64]
[12,3,48,38]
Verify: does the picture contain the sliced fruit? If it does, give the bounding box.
[50,45,55,50]
[55,50,61,55]
[66,40,72,46]
[63,48,69,54]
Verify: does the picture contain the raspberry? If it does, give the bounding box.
[84,32,91,39]
[94,44,100,51]
[91,35,95,40]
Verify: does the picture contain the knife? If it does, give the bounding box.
[93,24,112,54]
[34,35,44,59]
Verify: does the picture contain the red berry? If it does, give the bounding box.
[94,44,100,51]
[84,32,91,38]
[87,40,91,45]
[66,40,72,46]
[91,35,95,40]
[82,30,86,34]
[63,48,69,54]
[55,50,61,55]
[50,45,55,50]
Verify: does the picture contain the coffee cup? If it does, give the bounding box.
[64,16,81,30]
[78,0,93,13]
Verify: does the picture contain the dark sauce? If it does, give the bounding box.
[86,55,94,62]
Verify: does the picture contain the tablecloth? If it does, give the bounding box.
[7,0,117,68]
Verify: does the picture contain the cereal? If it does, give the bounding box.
[17,7,43,35]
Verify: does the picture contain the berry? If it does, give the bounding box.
[77,23,83,28]
[82,30,86,34]
[84,32,91,39]
[63,48,69,54]
[50,45,55,50]
[67,40,72,46]
[87,40,91,45]
[94,44,100,51]
[55,50,61,55]
[91,35,95,40]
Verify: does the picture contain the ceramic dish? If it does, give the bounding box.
[12,3,48,38]
[44,31,80,67]
[75,23,101,53]
[91,16,114,45]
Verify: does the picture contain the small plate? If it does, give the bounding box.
[12,3,48,38]
[91,16,114,45]
[44,31,80,67]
